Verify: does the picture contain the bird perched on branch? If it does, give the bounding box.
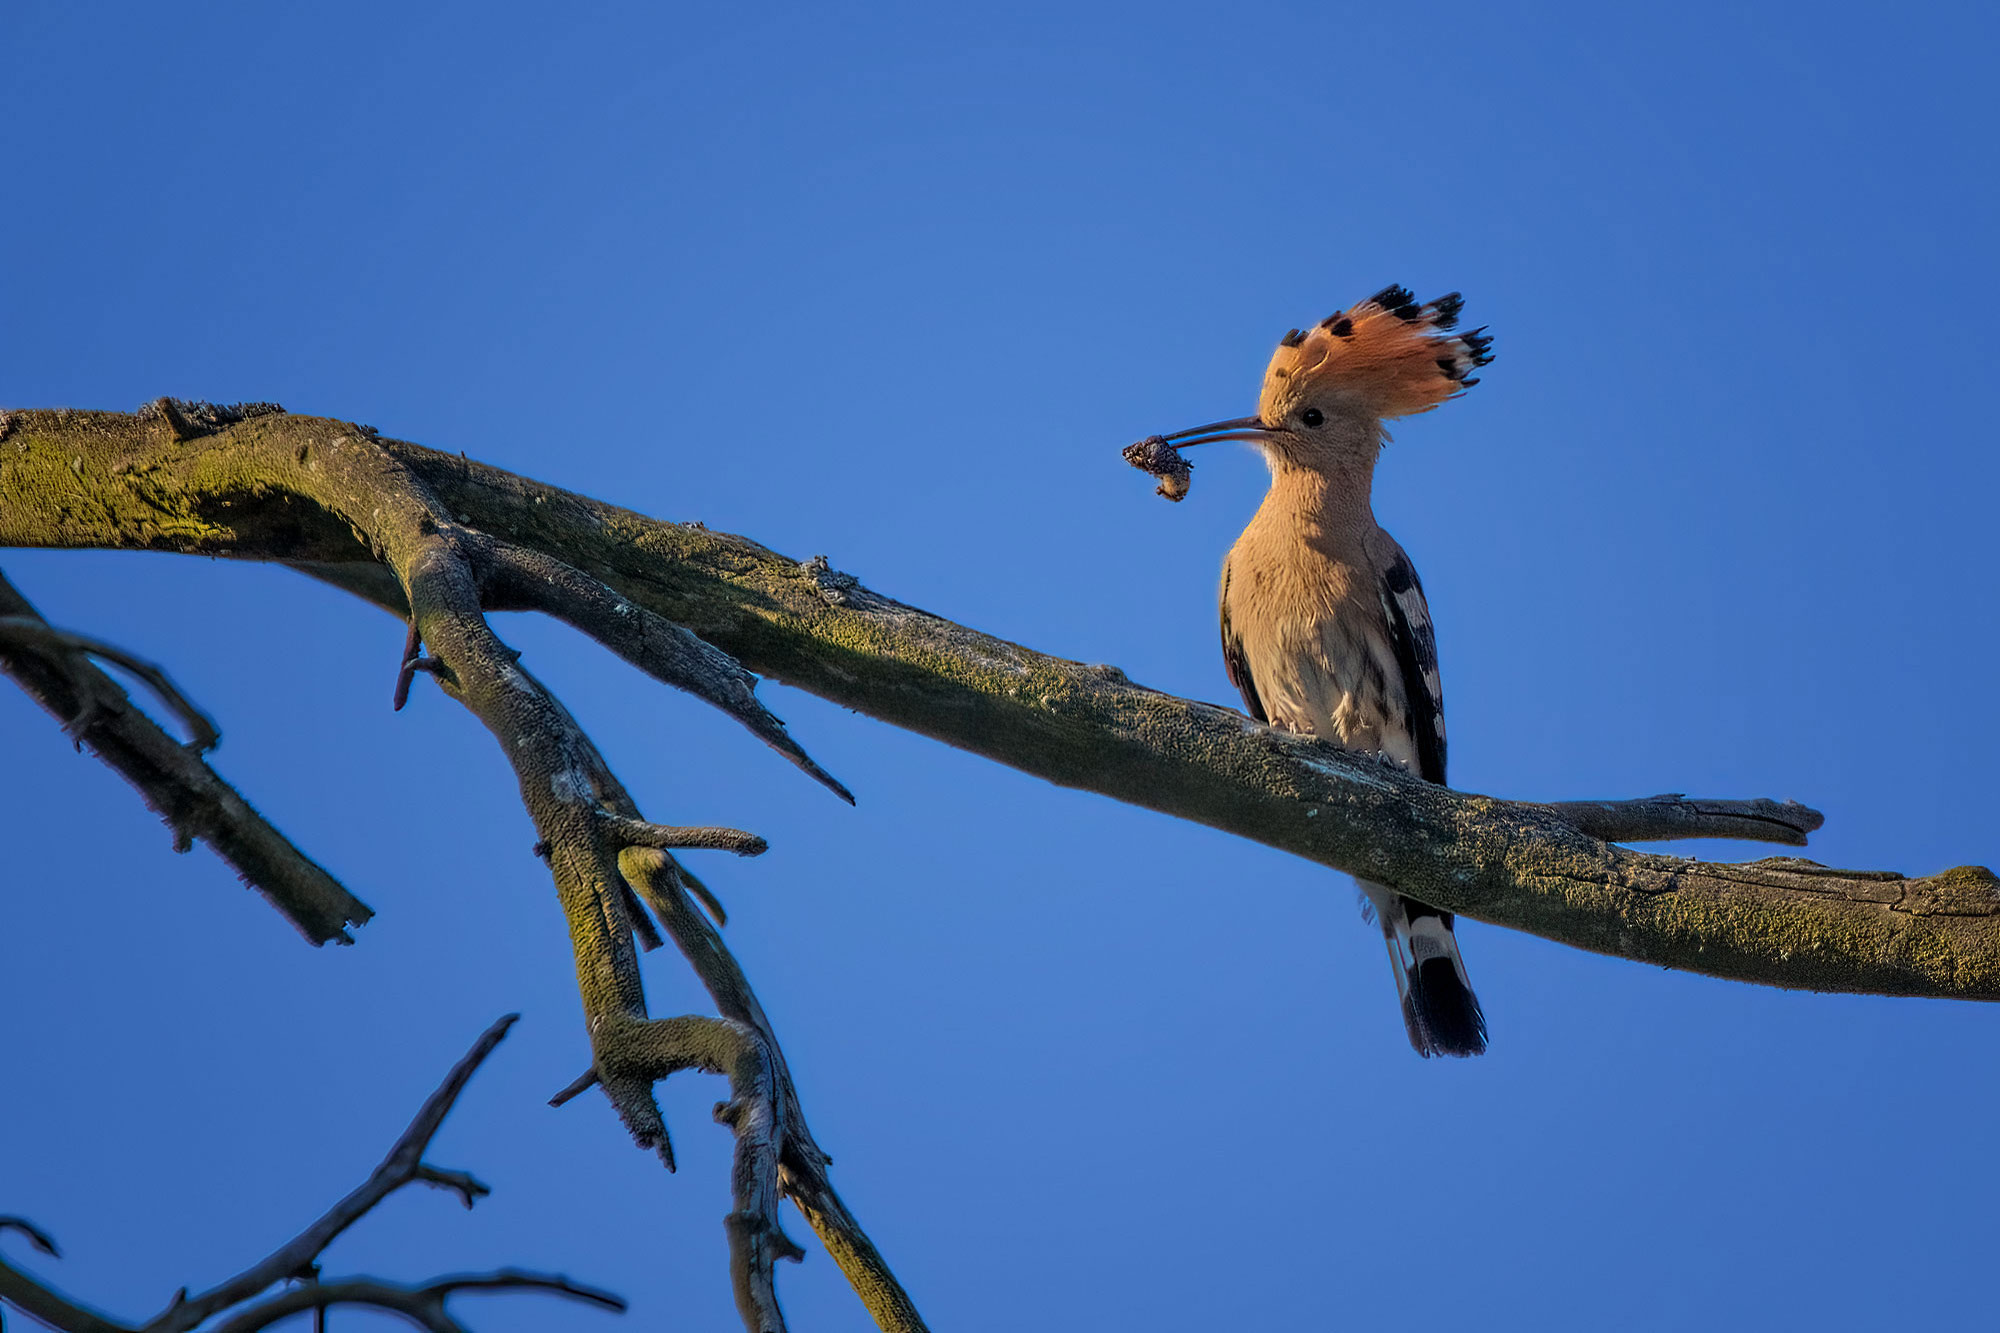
[1130,286,1493,1057]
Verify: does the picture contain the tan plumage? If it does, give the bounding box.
[1140,285,1492,1056]
[1222,481,1432,767]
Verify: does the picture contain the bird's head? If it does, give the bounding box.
[1138,286,1491,479]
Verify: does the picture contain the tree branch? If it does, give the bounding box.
[363,453,916,1329]
[5,405,1995,1002]
[596,812,769,856]
[0,409,916,1330]
[202,1271,624,1333]
[1538,794,1824,846]
[0,1015,619,1333]
[590,1006,805,1333]
[0,569,372,945]
[470,535,852,804]
[146,1014,519,1332]
[614,848,928,1333]
[0,616,218,753]
[0,1216,133,1333]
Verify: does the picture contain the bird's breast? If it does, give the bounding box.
[1223,530,1413,765]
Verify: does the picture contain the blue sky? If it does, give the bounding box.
[4,3,1997,1329]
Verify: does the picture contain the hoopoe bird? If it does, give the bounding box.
[1137,286,1493,1057]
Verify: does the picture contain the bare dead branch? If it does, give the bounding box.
[396,652,454,697]
[592,1007,803,1332]
[472,535,854,803]
[674,860,734,927]
[597,811,769,856]
[202,1271,624,1333]
[548,1068,601,1108]
[0,617,219,752]
[1538,794,1825,847]
[384,494,908,1327]
[0,1218,134,1333]
[392,619,425,711]
[0,1262,132,1333]
[781,1187,929,1333]
[113,419,913,1329]
[146,1014,519,1333]
[2,1016,612,1333]
[0,1220,58,1259]
[618,848,929,1333]
[0,570,372,945]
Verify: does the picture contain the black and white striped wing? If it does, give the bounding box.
[1379,552,1446,785]
[1219,557,1267,724]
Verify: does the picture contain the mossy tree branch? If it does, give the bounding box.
[0,568,371,944]
[1,402,914,1332]
[613,847,928,1333]
[4,403,1994,1001]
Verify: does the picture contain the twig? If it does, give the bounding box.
[392,620,423,711]
[0,571,372,945]
[618,848,929,1333]
[671,860,732,928]
[592,1008,803,1333]
[596,811,768,856]
[783,1184,930,1333]
[1539,794,1825,846]
[548,1069,600,1108]
[203,1271,624,1333]
[1,1017,605,1333]
[0,1218,134,1333]
[144,1015,519,1333]
[0,1220,58,1259]
[0,1259,132,1333]
[472,537,853,804]
[0,618,219,752]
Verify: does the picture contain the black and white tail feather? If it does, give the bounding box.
[1371,547,1487,1058]
[1364,885,1487,1058]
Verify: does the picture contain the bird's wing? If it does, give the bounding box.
[1378,551,1447,785]
[1219,556,1267,724]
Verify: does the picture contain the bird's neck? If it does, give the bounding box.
[1256,450,1380,547]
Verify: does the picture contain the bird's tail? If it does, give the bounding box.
[1368,886,1487,1058]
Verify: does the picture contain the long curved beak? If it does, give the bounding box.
[1150,415,1274,448]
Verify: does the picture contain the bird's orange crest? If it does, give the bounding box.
[1260,286,1492,421]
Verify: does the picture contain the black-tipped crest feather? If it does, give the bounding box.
[1368,283,1416,313]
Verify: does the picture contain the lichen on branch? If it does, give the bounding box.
[4,403,1991,1001]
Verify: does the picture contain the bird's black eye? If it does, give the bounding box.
[1301,407,1324,428]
